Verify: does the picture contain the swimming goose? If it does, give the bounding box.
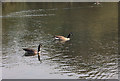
[94,2,100,5]
[23,44,42,61]
[54,33,72,41]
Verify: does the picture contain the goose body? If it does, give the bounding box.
[23,48,38,56]
[54,33,72,41]
[55,36,70,41]
[23,44,42,61]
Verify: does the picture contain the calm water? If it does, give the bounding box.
[2,2,118,79]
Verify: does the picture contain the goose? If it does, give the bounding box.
[23,44,42,61]
[54,33,72,41]
[94,2,100,5]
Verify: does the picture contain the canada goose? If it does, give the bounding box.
[23,44,42,61]
[94,2,100,5]
[54,33,72,41]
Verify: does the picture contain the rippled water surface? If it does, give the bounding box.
[2,2,118,79]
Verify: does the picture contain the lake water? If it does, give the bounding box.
[2,2,118,79]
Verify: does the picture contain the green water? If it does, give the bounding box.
[2,2,118,79]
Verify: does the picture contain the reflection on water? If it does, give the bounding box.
[2,2,118,79]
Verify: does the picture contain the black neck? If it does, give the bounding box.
[67,34,71,38]
[38,54,40,61]
[38,44,41,52]
[38,44,41,61]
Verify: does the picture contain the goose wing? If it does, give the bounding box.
[55,36,65,38]
[23,48,35,52]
